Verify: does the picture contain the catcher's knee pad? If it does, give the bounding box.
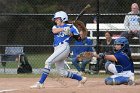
[105,61,113,73]
[105,61,118,74]
[105,61,112,70]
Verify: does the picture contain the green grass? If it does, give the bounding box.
[0,53,84,69]
[0,53,51,68]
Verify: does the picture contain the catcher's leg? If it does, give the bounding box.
[105,76,130,85]
[105,61,118,74]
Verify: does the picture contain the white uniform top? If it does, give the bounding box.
[124,11,140,31]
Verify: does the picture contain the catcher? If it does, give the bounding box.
[92,37,135,85]
[71,20,96,74]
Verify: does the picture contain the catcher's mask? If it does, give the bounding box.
[114,37,129,53]
[52,11,68,22]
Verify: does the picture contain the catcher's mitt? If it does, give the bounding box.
[77,52,93,61]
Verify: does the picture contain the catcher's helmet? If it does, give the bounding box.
[53,11,68,22]
[114,37,129,53]
[114,37,129,45]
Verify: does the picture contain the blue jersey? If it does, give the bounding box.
[114,51,134,73]
[71,37,94,58]
[52,24,79,47]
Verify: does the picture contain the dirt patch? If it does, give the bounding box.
[0,78,140,93]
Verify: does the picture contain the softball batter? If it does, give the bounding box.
[30,11,87,88]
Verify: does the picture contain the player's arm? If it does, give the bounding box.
[71,34,81,41]
[70,25,81,41]
[93,53,117,62]
[52,26,70,34]
[52,28,63,34]
[104,55,117,62]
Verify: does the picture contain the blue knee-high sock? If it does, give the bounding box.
[39,68,50,84]
[67,72,82,81]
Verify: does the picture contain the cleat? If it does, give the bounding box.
[78,77,87,87]
[128,80,135,85]
[128,76,135,86]
[30,82,45,89]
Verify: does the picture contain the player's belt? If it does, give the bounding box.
[54,42,65,47]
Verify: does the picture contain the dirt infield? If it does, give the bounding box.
[0,77,140,93]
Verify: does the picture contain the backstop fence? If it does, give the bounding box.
[0,0,140,74]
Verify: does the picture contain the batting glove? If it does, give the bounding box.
[63,27,71,35]
[99,53,105,59]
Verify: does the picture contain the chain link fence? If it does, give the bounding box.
[0,0,140,74]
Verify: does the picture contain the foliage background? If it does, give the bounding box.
[0,0,140,52]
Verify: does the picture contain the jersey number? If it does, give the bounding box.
[57,32,65,37]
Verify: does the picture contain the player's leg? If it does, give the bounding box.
[119,71,135,85]
[72,57,81,72]
[105,71,135,85]
[105,61,124,74]
[105,61,118,74]
[55,60,87,86]
[39,44,70,84]
[105,76,130,85]
[30,43,70,88]
[81,59,91,72]
[55,61,82,81]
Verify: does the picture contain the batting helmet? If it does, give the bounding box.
[114,37,129,45]
[53,11,68,22]
[114,37,130,53]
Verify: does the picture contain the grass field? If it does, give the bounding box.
[0,53,86,70]
[0,53,51,68]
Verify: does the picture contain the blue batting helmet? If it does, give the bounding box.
[114,37,129,45]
